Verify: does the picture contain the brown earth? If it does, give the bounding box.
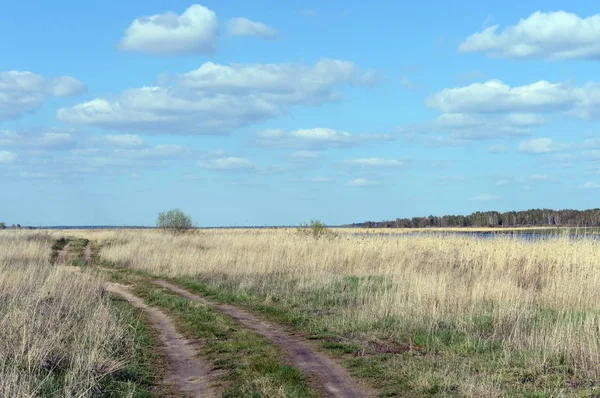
[57,242,70,264]
[84,241,92,264]
[154,280,373,398]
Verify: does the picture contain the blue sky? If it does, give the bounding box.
[1,1,600,226]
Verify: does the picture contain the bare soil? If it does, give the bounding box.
[154,280,373,398]
[84,241,92,264]
[107,283,218,398]
[57,242,70,264]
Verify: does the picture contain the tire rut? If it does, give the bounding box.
[57,242,70,264]
[107,283,218,398]
[154,280,372,398]
[84,240,92,264]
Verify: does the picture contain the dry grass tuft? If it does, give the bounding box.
[0,230,133,397]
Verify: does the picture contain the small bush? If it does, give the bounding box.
[157,209,193,234]
[297,219,337,240]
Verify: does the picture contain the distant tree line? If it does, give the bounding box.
[353,208,600,228]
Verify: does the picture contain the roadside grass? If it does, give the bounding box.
[78,229,600,397]
[175,276,600,397]
[98,297,170,398]
[104,269,318,398]
[0,231,167,397]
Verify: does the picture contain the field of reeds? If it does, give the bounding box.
[68,227,600,397]
[0,230,158,397]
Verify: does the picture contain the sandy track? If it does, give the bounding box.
[107,283,217,398]
[154,280,372,398]
[84,241,92,264]
[57,242,70,264]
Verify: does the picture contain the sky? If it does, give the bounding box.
[1,1,600,226]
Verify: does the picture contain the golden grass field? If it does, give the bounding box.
[4,226,600,396]
[0,230,152,397]
[73,227,598,396]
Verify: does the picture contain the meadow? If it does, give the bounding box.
[76,227,600,397]
[4,226,600,396]
[0,230,160,397]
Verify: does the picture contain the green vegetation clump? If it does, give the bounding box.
[156,209,193,234]
[297,219,338,240]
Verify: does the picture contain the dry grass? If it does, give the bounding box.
[0,230,135,397]
[74,228,600,394]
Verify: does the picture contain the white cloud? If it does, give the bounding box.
[426,80,576,114]
[470,193,498,201]
[347,178,377,187]
[112,144,185,159]
[0,129,75,149]
[496,179,509,186]
[0,151,17,164]
[118,4,218,55]
[256,127,392,149]
[344,158,404,168]
[528,174,557,182]
[488,145,508,153]
[517,138,566,154]
[288,150,321,161]
[400,76,417,90]
[459,11,600,60]
[405,112,543,142]
[47,76,87,97]
[197,156,256,171]
[228,17,277,39]
[579,181,600,189]
[58,60,373,135]
[0,71,86,120]
[306,176,332,183]
[95,134,145,149]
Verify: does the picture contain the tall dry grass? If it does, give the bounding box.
[88,228,600,381]
[0,230,132,397]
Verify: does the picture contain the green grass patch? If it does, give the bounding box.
[96,297,168,397]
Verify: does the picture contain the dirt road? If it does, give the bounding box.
[154,280,371,398]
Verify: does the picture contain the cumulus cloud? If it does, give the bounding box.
[404,112,544,143]
[344,158,404,168]
[197,156,256,171]
[347,178,377,187]
[228,17,277,39]
[255,127,392,149]
[118,4,218,55]
[426,79,600,120]
[287,150,322,162]
[459,11,600,60]
[517,138,567,154]
[0,129,75,150]
[0,71,86,120]
[425,80,577,114]
[470,193,498,201]
[496,179,509,186]
[58,60,374,135]
[0,151,17,164]
[47,76,87,97]
[93,134,145,149]
[1,130,191,181]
